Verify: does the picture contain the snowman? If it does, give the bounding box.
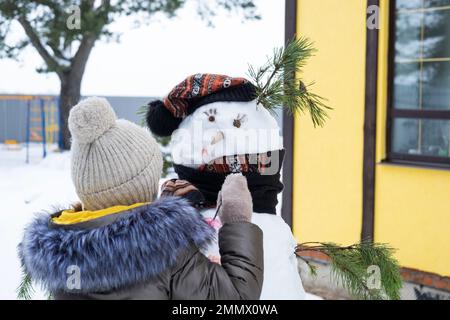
[145,73,306,299]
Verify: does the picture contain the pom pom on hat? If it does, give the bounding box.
[146,100,182,137]
[69,97,117,144]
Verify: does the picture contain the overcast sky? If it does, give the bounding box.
[0,0,284,97]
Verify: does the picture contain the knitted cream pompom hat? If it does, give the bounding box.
[69,97,162,210]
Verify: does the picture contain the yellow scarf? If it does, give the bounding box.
[52,202,149,225]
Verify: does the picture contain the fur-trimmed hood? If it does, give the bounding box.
[18,197,215,294]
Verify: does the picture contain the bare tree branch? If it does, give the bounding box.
[71,35,96,79]
[17,16,63,77]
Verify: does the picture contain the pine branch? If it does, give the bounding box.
[137,104,149,126]
[298,255,318,277]
[248,38,332,127]
[17,268,34,300]
[296,242,403,300]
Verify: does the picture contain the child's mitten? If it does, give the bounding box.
[160,179,206,208]
[217,174,253,224]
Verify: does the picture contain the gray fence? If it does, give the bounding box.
[0,95,155,143]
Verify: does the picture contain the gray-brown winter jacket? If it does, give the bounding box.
[18,197,263,300]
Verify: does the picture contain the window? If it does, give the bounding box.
[388,0,450,166]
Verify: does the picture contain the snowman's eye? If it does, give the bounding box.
[233,114,247,128]
[203,108,217,122]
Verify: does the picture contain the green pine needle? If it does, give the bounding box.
[248,37,331,127]
[137,104,149,127]
[17,269,34,300]
[296,242,403,300]
[298,256,318,277]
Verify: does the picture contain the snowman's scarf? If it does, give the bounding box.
[174,150,285,215]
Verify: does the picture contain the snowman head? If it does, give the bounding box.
[170,99,282,166]
[146,74,283,169]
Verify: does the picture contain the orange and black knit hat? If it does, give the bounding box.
[146,73,257,137]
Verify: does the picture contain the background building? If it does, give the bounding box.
[283,0,450,298]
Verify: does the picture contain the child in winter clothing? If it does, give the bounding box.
[18,97,264,300]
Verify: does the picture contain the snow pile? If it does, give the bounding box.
[0,144,76,299]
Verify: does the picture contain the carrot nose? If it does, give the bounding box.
[210,131,224,145]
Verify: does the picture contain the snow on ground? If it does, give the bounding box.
[0,144,75,299]
[0,143,321,300]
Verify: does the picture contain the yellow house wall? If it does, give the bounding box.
[293,0,450,276]
[374,1,450,276]
[292,0,367,245]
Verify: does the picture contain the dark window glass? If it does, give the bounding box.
[396,0,450,10]
[423,8,450,59]
[393,62,420,109]
[422,61,450,110]
[390,0,450,165]
[392,118,450,157]
[394,12,421,60]
[396,0,422,10]
[425,0,450,8]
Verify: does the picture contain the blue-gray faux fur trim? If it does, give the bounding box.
[18,197,215,293]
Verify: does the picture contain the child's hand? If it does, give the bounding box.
[217,174,253,224]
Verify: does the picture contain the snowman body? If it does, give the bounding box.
[172,100,306,300]
[201,208,306,300]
